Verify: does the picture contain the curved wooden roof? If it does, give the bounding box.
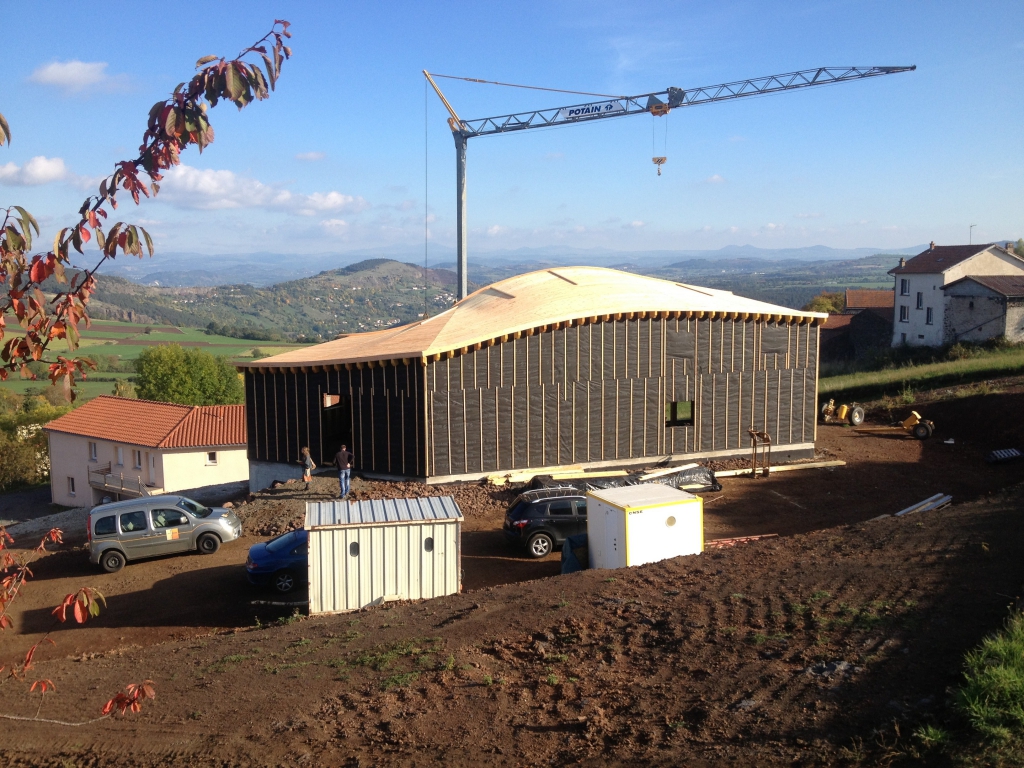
[241,266,827,371]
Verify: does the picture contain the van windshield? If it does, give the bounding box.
[177,498,212,518]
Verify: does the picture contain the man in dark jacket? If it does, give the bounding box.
[335,445,354,499]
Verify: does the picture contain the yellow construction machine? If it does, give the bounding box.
[820,399,866,426]
[854,411,935,440]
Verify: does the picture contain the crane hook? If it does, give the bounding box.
[652,157,667,176]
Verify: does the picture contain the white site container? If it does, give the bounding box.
[305,496,463,615]
[586,484,703,569]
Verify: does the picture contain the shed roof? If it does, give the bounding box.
[588,483,697,510]
[305,496,464,529]
[43,396,245,449]
[822,314,854,330]
[241,266,827,370]
[887,243,1020,275]
[943,275,1024,298]
[845,288,894,309]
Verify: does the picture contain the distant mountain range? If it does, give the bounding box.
[82,251,909,342]
[98,243,927,288]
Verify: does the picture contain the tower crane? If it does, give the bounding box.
[424,65,915,300]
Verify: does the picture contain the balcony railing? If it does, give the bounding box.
[87,463,162,499]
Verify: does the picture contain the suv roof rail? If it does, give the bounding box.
[515,487,582,503]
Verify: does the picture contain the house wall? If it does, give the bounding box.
[1008,299,1024,342]
[892,248,1024,347]
[160,446,248,494]
[47,432,92,507]
[943,283,1007,343]
[424,315,819,481]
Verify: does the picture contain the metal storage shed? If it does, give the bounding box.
[240,267,827,488]
[305,496,463,615]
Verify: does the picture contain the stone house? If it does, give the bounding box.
[942,276,1024,344]
[44,396,247,506]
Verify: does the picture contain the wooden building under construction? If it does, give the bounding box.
[239,267,826,489]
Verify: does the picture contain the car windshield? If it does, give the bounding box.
[266,530,300,553]
[177,498,212,518]
[506,500,526,518]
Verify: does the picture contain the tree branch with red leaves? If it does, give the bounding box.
[0,20,292,399]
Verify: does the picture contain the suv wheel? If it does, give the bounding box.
[101,549,125,573]
[527,532,554,559]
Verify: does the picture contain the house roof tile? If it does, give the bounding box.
[888,243,1021,275]
[845,288,894,309]
[943,275,1024,298]
[43,396,245,449]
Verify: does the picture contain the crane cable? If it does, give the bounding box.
[423,76,430,319]
[427,72,626,100]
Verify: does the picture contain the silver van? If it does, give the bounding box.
[87,495,242,573]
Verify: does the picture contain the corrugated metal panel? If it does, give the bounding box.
[308,517,460,614]
[305,495,464,529]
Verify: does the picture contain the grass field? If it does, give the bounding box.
[0,320,308,402]
[820,347,1024,401]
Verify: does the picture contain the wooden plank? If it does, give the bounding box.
[549,470,627,480]
[715,459,846,478]
[639,462,699,481]
[486,463,584,486]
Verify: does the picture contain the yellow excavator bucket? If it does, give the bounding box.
[836,404,849,420]
[901,411,922,429]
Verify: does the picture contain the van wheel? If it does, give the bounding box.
[527,533,553,559]
[273,570,296,594]
[101,550,125,573]
[197,533,221,554]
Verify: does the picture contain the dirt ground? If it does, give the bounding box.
[0,382,1022,765]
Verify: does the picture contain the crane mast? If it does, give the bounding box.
[425,65,916,299]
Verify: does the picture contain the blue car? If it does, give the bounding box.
[246,529,308,593]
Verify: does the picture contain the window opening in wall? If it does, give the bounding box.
[67,476,75,496]
[916,292,923,309]
[116,447,124,466]
[665,400,694,427]
[323,393,342,408]
[918,334,924,339]
[926,307,934,325]
[969,301,974,310]
[88,442,97,461]
[206,451,218,465]
[900,279,910,296]
[349,541,359,557]
[899,306,909,322]
[424,537,434,552]
[133,450,142,469]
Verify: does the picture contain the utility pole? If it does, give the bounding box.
[970,224,976,245]
[426,66,916,300]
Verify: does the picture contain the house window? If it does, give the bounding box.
[969,301,974,310]
[67,477,76,496]
[900,279,910,296]
[899,306,909,322]
[132,450,142,469]
[115,447,124,466]
[206,451,218,465]
[916,292,923,309]
[665,400,694,427]
[900,333,907,344]
[88,442,97,461]
[926,307,934,325]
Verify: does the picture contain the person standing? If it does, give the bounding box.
[334,444,354,499]
[300,446,315,491]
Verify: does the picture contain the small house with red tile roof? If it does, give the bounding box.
[888,242,1024,347]
[43,396,247,506]
[843,288,894,313]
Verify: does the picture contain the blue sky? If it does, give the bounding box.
[2,1,1021,263]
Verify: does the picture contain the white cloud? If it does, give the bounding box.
[320,219,349,232]
[624,220,645,228]
[794,212,822,219]
[29,61,127,93]
[159,165,369,215]
[486,225,508,236]
[704,174,726,184]
[295,152,325,161]
[0,156,68,185]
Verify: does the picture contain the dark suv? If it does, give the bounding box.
[503,487,587,558]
